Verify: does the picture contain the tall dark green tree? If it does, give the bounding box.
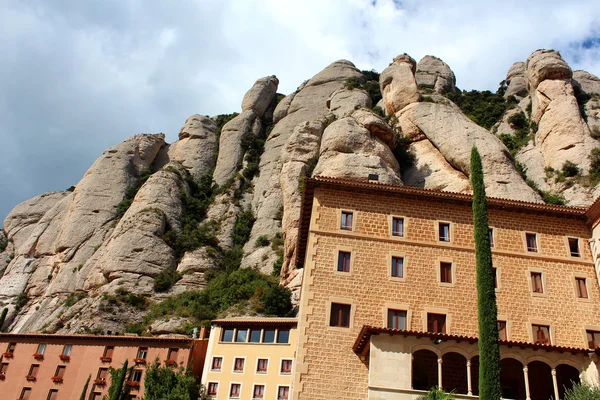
[0,308,7,332]
[470,147,502,400]
[79,374,91,400]
[107,359,129,400]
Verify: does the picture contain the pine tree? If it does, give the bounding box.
[470,147,502,399]
[0,308,7,332]
[79,374,91,400]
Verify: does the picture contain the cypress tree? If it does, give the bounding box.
[0,308,7,332]
[79,374,90,400]
[470,147,502,399]
[109,359,129,400]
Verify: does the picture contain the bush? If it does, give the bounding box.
[507,111,528,130]
[445,87,510,129]
[125,323,145,335]
[262,284,292,316]
[254,235,270,248]
[272,252,284,277]
[214,113,239,137]
[144,360,201,400]
[564,382,600,400]
[590,148,600,178]
[393,135,416,169]
[591,126,600,140]
[15,293,28,311]
[154,269,182,292]
[417,387,455,400]
[64,292,87,307]
[115,169,152,219]
[103,289,148,310]
[344,77,361,90]
[561,161,580,178]
[232,208,255,246]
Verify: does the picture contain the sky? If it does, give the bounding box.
[1,0,600,223]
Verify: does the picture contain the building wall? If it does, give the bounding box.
[0,335,201,400]
[202,325,296,400]
[294,186,600,400]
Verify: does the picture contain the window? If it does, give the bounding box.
[329,303,351,328]
[391,256,403,278]
[532,324,551,345]
[167,348,178,362]
[54,365,66,378]
[281,360,292,374]
[130,369,143,382]
[531,272,543,293]
[96,368,108,384]
[387,309,407,330]
[103,346,114,358]
[6,342,16,354]
[253,385,265,399]
[233,358,245,372]
[229,383,241,398]
[427,313,447,334]
[19,388,32,400]
[498,321,507,341]
[47,390,59,400]
[278,386,290,400]
[249,329,261,343]
[341,211,353,230]
[1,362,8,374]
[256,359,268,373]
[62,344,72,356]
[27,364,39,380]
[207,382,218,396]
[526,233,537,252]
[277,329,290,344]
[235,329,248,343]
[222,329,234,342]
[576,278,588,299]
[337,251,351,272]
[36,343,46,355]
[587,330,600,349]
[91,393,103,400]
[569,238,580,257]
[136,347,148,360]
[489,228,494,247]
[392,217,404,237]
[439,222,450,242]
[493,267,498,289]
[440,262,452,284]
[263,329,275,343]
[211,357,222,371]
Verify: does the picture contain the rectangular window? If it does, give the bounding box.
[277,329,290,344]
[97,368,108,379]
[440,262,452,283]
[263,329,275,343]
[531,272,543,293]
[62,344,72,356]
[498,321,507,341]
[136,347,148,359]
[0,362,8,374]
[256,359,268,373]
[249,329,261,343]
[6,342,16,354]
[222,329,234,342]
[207,382,218,396]
[489,228,494,247]
[391,256,403,278]
[235,329,248,343]
[341,211,353,230]
[211,357,222,371]
[532,324,551,345]
[91,393,103,400]
[493,267,498,289]
[278,386,290,400]
[36,343,46,355]
[526,233,537,252]
[427,313,447,334]
[439,223,450,242]
[337,251,351,272]
[27,364,39,379]
[587,330,600,349]
[20,388,32,400]
[131,370,142,382]
[55,365,66,378]
[167,349,178,362]
[576,278,588,299]
[387,309,407,330]
[569,238,580,257]
[253,385,265,399]
[329,303,351,328]
[47,390,58,400]
[230,383,241,398]
[392,217,404,237]
[281,360,292,374]
[103,346,114,358]
[233,358,245,372]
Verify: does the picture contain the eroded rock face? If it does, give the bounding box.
[573,70,600,96]
[242,76,279,116]
[526,49,572,91]
[415,55,456,94]
[327,88,371,118]
[505,62,528,99]
[169,115,218,182]
[381,54,420,114]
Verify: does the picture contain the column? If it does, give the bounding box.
[466,360,472,395]
[551,368,559,400]
[523,365,531,400]
[438,356,443,389]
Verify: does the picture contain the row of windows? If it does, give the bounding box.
[221,328,290,344]
[206,382,289,399]
[210,356,292,374]
[339,211,583,256]
[335,250,592,298]
[16,387,139,400]
[329,302,600,349]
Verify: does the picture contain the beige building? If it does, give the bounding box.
[201,318,296,400]
[292,176,600,400]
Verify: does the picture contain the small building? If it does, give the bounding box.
[292,176,600,400]
[0,333,208,400]
[201,318,297,400]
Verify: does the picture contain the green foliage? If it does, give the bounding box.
[143,361,200,400]
[561,161,580,178]
[0,308,7,332]
[417,387,456,400]
[125,323,145,335]
[15,293,28,311]
[274,205,284,221]
[241,123,272,181]
[272,253,284,277]
[0,232,5,252]
[214,113,239,137]
[154,269,182,292]
[344,76,361,90]
[507,111,528,130]
[591,126,600,140]
[64,292,88,307]
[115,169,153,219]
[516,162,566,205]
[343,70,383,106]
[574,84,592,121]
[107,360,130,400]
[262,284,292,316]
[66,185,76,192]
[393,134,416,169]
[470,147,502,400]
[271,232,284,277]
[445,88,510,129]
[79,374,91,400]
[254,235,270,248]
[526,102,532,118]
[372,106,385,117]
[590,148,600,179]
[564,381,600,400]
[421,96,436,103]
[232,208,255,246]
[103,288,148,310]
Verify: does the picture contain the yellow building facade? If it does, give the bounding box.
[201,318,296,400]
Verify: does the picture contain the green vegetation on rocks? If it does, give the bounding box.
[115,169,153,219]
[0,308,7,332]
[154,269,182,292]
[445,85,516,130]
[214,113,239,138]
[344,69,382,106]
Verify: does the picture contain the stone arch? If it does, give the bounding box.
[528,360,553,400]
[500,353,526,365]
[556,363,581,399]
[525,354,554,367]
[500,357,527,400]
[412,349,438,391]
[440,346,471,359]
[441,352,468,394]
[411,344,441,357]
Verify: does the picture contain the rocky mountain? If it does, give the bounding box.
[1,49,599,335]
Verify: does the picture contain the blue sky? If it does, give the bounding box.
[1,0,600,222]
